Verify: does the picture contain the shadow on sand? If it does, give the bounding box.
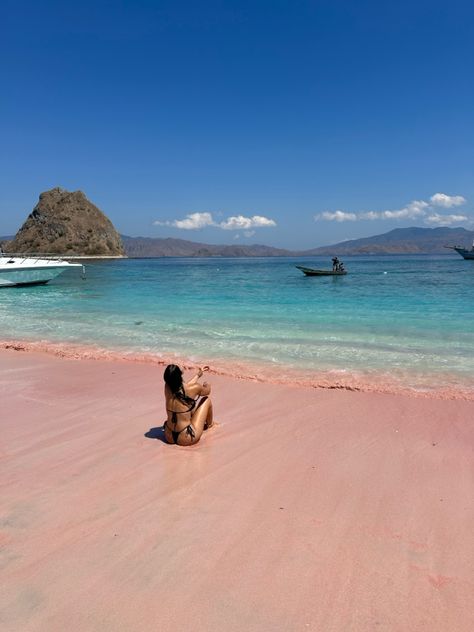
[144,425,167,443]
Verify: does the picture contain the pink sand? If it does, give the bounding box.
[1,349,473,631]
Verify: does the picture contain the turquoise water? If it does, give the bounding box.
[1,255,473,393]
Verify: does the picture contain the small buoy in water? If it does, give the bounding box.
[383,271,387,274]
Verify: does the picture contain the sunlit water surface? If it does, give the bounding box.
[1,255,473,395]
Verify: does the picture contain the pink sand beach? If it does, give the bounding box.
[1,348,474,631]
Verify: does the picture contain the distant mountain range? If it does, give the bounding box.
[122,227,474,257]
[120,235,291,257]
[3,226,473,257]
[303,226,474,255]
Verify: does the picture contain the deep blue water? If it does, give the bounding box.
[1,255,473,391]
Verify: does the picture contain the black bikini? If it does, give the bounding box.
[165,397,197,444]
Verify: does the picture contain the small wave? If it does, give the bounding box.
[1,337,473,401]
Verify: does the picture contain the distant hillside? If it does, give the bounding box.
[122,227,474,257]
[122,235,292,257]
[304,227,474,255]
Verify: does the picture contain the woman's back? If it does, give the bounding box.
[165,383,196,432]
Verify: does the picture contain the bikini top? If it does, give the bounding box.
[166,395,196,425]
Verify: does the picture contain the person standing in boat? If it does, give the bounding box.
[332,256,339,271]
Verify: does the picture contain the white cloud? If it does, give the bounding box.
[153,212,215,229]
[154,212,276,231]
[244,230,256,237]
[430,193,466,208]
[315,194,469,224]
[219,215,276,230]
[315,204,430,222]
[359,211,379,220]
[173,212,215,230]
[425,213,468,226]
[358,200,429,220]
[315,210,357,222]
[380,200,429,220]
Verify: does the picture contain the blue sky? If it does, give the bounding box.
[1,0,473,249]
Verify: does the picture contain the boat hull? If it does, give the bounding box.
[454,247,474,260]
[296,265,347,276]
[0,266,69,287]
[0,257,83,287]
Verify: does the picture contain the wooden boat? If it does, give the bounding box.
[296,265,347,276]
[444,244,474,260]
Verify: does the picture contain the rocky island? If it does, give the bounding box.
[6,188,125,257]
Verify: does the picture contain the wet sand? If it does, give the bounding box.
[1,349,473,631]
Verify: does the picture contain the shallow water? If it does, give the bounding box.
[1,255,473,395]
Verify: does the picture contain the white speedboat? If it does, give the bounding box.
[0,254,84,287]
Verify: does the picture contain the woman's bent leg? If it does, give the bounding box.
[191,397,213,434]
[176,397,213,446]
[202,398,213,430]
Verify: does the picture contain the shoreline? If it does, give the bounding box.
[2,347,474,631]
[1,337,473,400]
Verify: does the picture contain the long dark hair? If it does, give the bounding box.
[163,364,194,406]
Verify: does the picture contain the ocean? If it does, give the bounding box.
[1,255,473,397]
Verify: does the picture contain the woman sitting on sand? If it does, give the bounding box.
[163,364,213,446]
